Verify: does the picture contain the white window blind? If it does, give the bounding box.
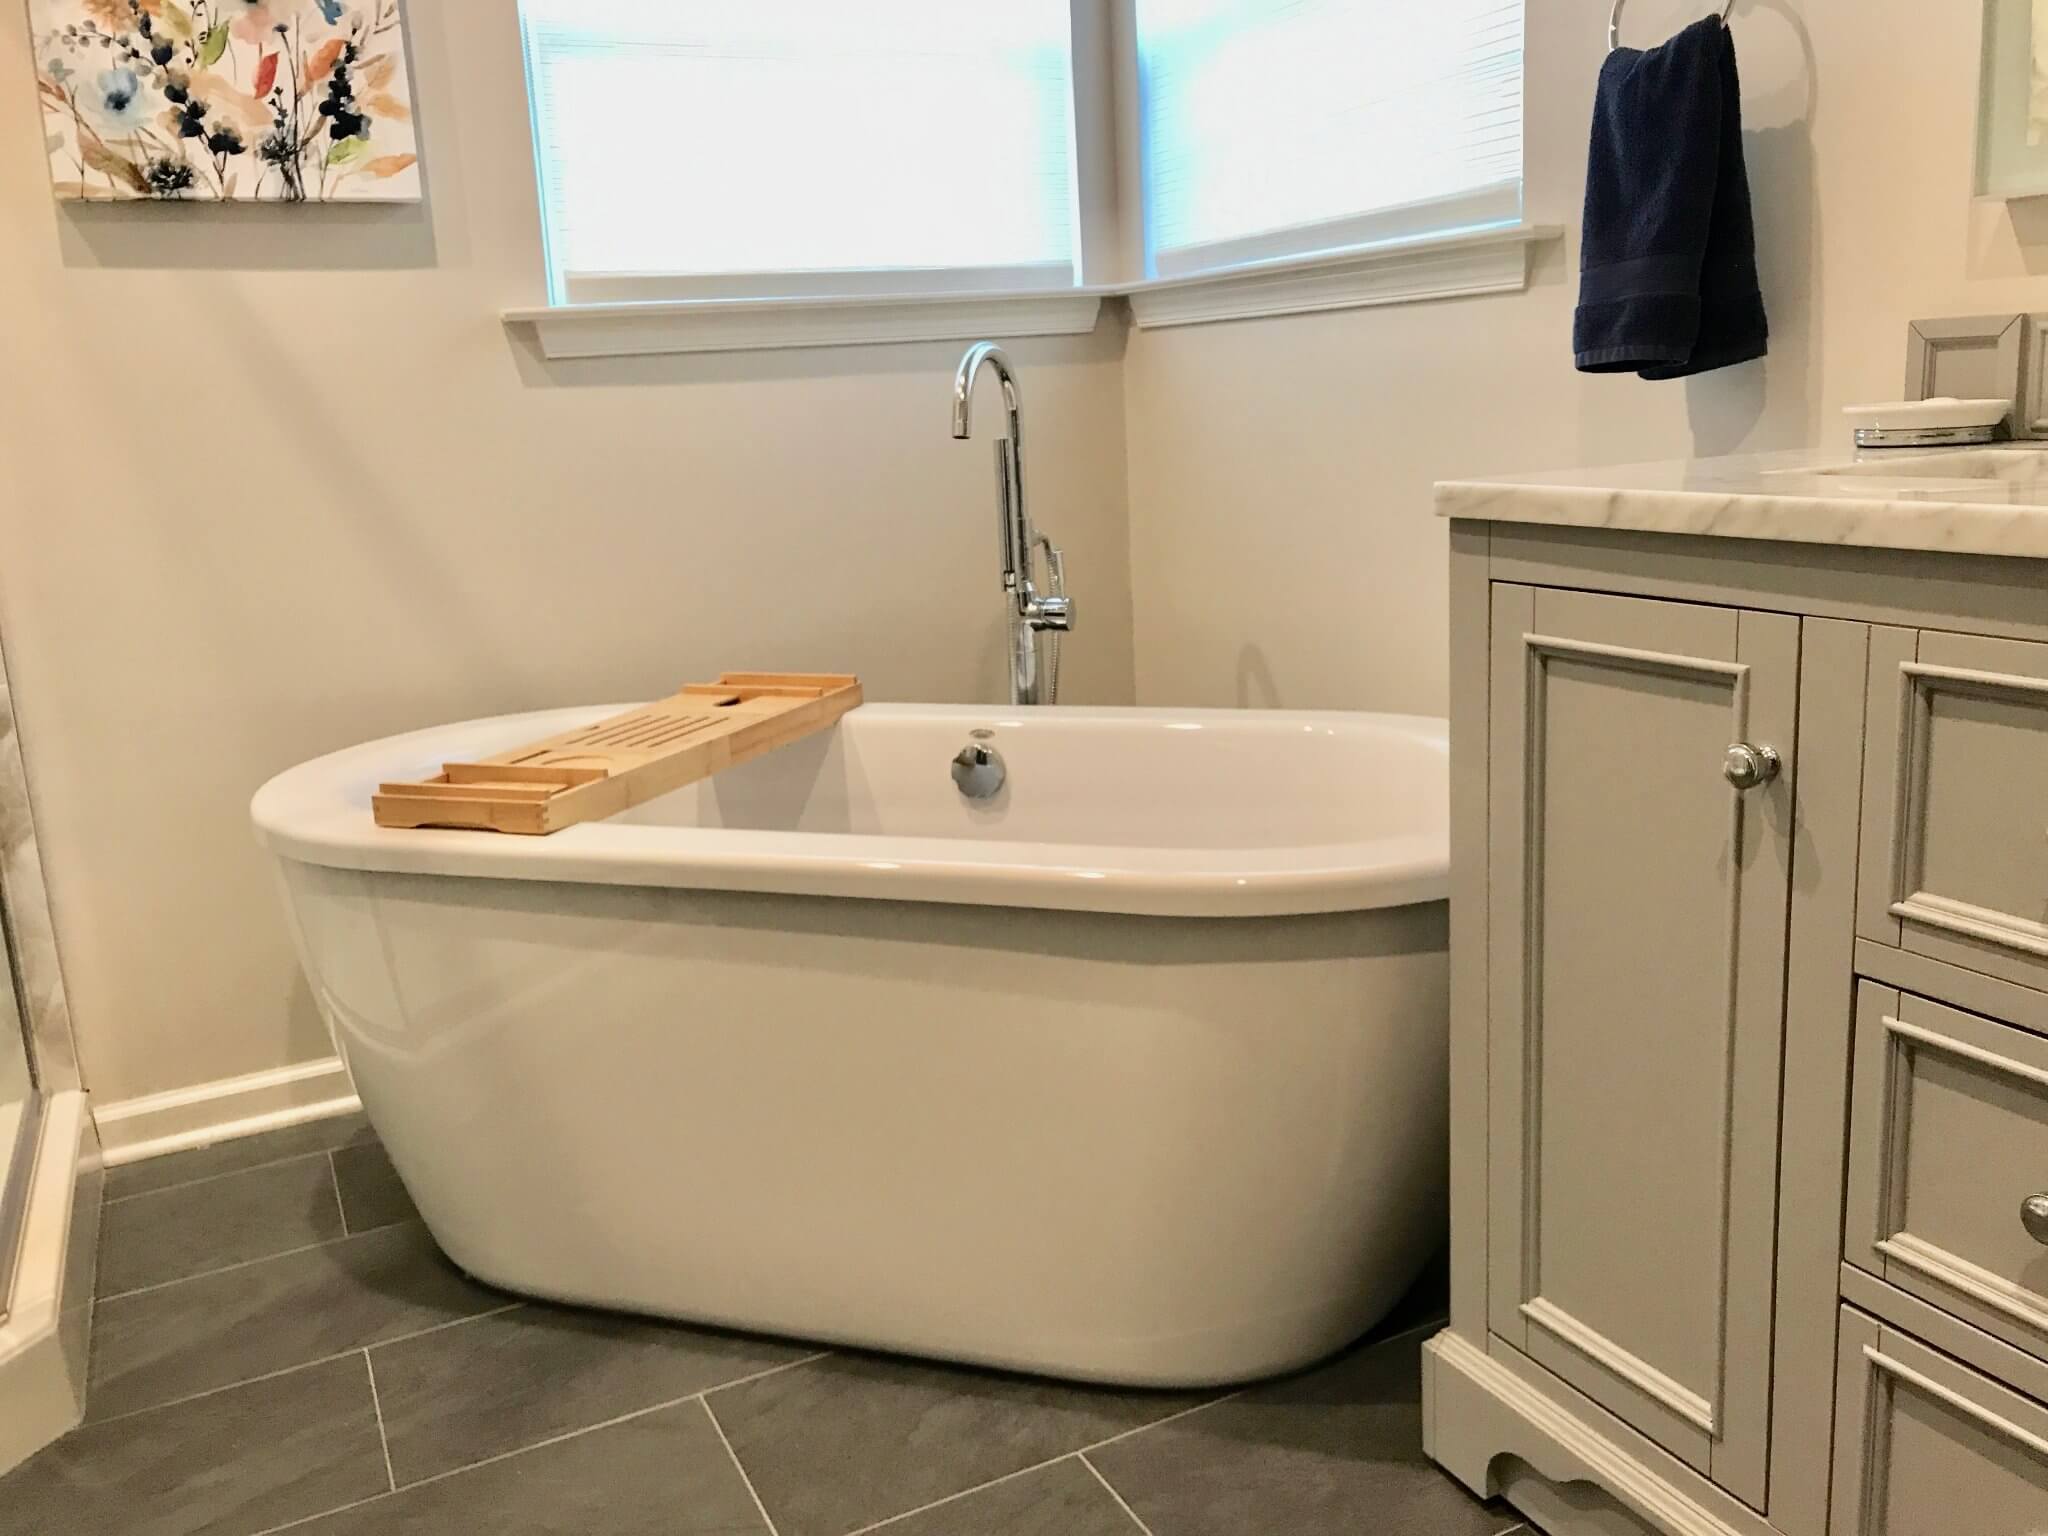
[521,0,1080,306]
[1135,0,1524,278]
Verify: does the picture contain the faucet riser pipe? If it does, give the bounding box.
[994,439,1021,592]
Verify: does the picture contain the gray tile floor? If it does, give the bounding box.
[3,1115,1524,1536]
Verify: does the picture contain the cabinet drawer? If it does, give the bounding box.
[1847,983,2048,1362]
[1859,628,2048,995]
[1832,1308,2048,1536]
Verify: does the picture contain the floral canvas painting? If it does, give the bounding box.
[27,0,419,201]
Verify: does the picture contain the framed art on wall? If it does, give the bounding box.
[1979,0,2048,200]
[26,0,420,201]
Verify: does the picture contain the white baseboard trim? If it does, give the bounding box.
[94,1057,359,1168]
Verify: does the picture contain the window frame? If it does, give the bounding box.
[521,0,1095,309]
[506,0,1555,358]
[1128,0,1529,281]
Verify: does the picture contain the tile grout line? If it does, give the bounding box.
[699,1395,783,1536]
[247,1487,392,1536]
[326,1149,352,1237]
[1080,1387,1245,1455]
[839,1383,1242,1536]
[245,1352,836,1536]
[1079,1452,1157,1536]
[362,1349,398,1494]
[102,1143,358,1206]
[164,1309,1460,1536]
[842,1454,1085,1536]
[703,1350,833,1398]
[243,1394,730,1536]
[94,1325,817,1442]
[830,1317,1453,1536]
[81,1187,107,1402]
[82,1302,527,1431]
[1368,1315,1451,1348]
[96,1217,418,1306]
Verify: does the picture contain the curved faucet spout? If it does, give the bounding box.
[952,341,1030,604]
[952,341,1020,442]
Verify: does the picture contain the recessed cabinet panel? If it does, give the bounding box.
[1486,585,1795,1511]
[1831,1309,2048,1536]
[1847,985,2048,1365]
[1861,629,2048,993]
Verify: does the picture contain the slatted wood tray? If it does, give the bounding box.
[372,672,861,836]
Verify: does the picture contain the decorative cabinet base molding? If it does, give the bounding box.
[1423,1333,1771,1536]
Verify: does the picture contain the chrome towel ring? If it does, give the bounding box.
[1608,0,1736,52]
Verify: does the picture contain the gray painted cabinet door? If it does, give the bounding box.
[1486,586,1798,1511]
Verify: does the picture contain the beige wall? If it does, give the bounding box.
[0,8,1137,1103]
[1125,0,2048,715]
[12,0,2048,1108]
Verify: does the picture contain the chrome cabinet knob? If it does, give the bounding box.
[1723,743,1781,791]
[2022,1194,2048,1245]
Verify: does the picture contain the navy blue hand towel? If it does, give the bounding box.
[1573,17,1768,379]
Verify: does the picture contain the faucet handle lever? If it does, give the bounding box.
[1027,594,1074,633]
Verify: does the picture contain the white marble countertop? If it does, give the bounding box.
[1437,446,2048,560]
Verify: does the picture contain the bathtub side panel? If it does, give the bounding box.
[291,866,1448,1386]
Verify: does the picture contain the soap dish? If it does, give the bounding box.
[1844,397,2013,449]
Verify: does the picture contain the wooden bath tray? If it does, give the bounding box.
[372,672,861,836]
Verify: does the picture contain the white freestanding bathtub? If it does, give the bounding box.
[252,703,1450,1387]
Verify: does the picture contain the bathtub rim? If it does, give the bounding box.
[251,702,1448,920]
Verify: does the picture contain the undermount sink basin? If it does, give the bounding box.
[1803,448,2048,482]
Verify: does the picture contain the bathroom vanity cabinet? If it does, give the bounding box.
[1422,451,2048,1536]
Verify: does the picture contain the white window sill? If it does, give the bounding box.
[1123,221,1563,330]
[503,223,1562,360]
[504,287,1108,362]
